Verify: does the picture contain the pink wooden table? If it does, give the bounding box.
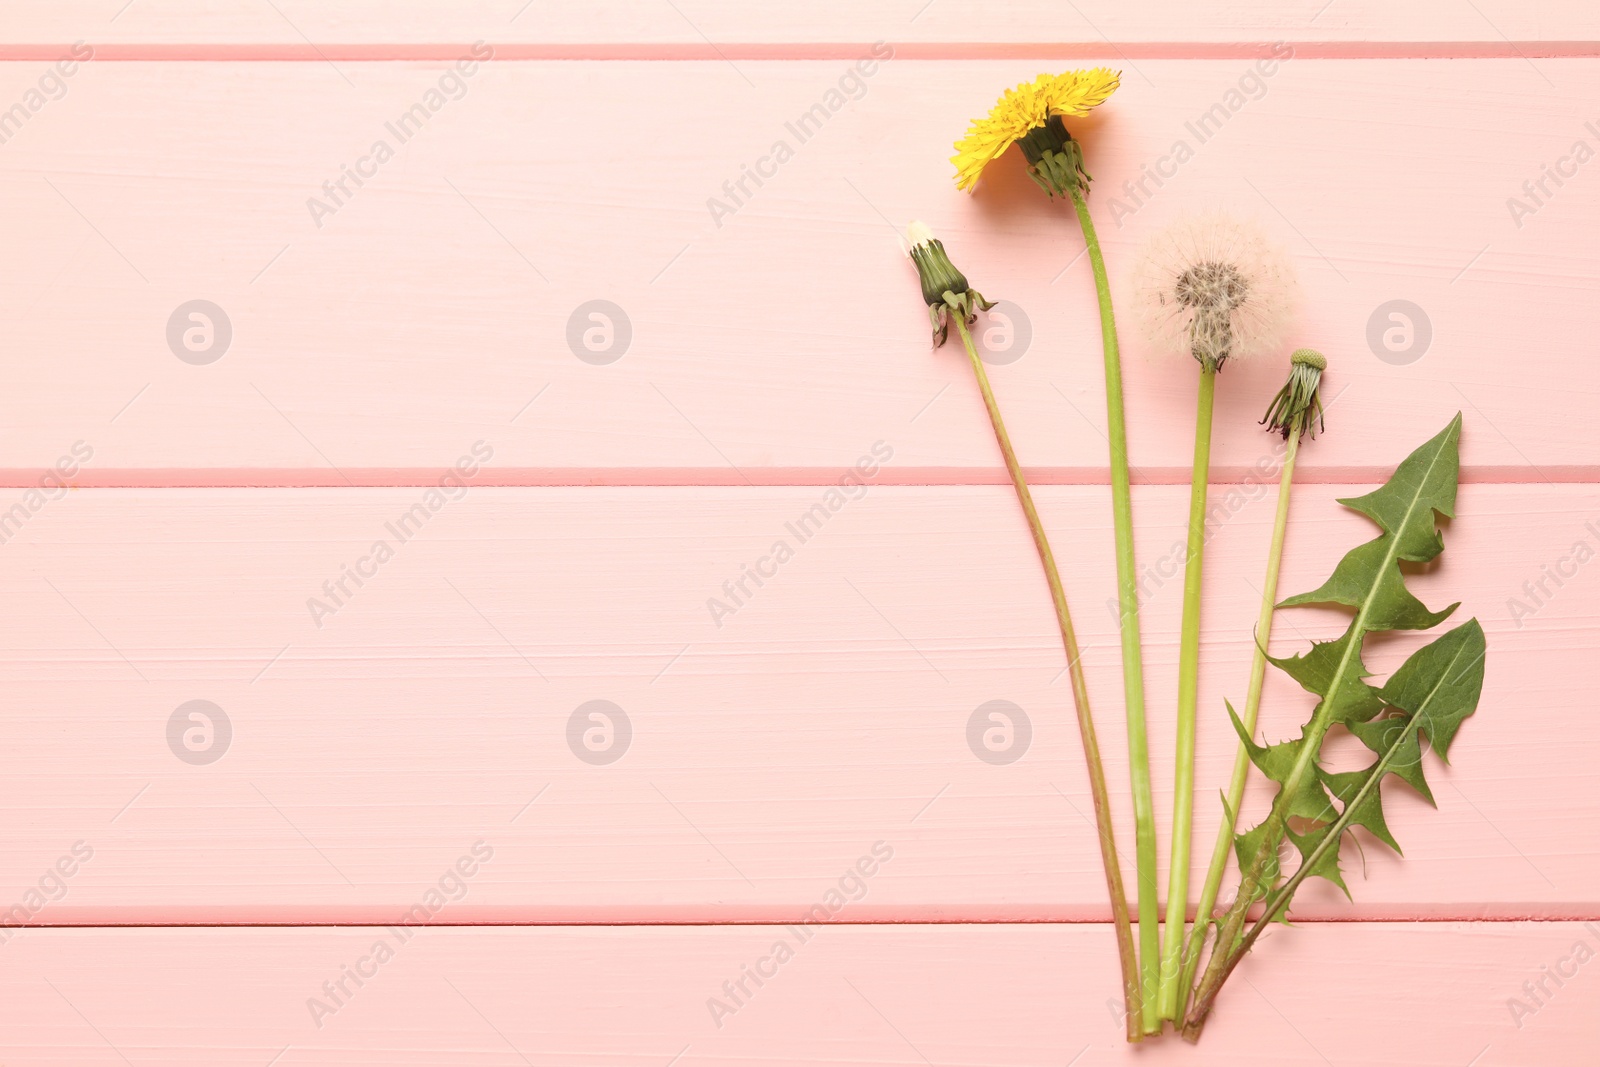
[0,2,1596,1063]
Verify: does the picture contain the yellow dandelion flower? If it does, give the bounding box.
[951,68,1120,194]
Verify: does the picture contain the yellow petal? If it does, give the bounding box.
[950,68,1120,191]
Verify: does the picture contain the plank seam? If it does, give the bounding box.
[2,43,1598,61]
[6,466,1594,489]
[7,916,1595,929]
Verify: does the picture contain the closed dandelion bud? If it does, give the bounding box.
[907,221,970,306]
[905,220,995,348]
[1261,348,1328,440]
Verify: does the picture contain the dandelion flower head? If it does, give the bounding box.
[1129,212,1297,371]
[952,69,1120,192]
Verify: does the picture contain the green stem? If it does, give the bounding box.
[1176,419,1301,1015]
[1068,185,1159,1037]
[1156,364,1216,1022]
[953,314,1142,1041]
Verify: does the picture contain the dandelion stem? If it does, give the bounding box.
[1176,415,1302,1016]
[1157,364,1216,1023]
[953,313,1143,1041]
[1067,184,1160,1038]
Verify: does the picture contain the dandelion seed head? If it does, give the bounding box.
[1130,212,1297,371]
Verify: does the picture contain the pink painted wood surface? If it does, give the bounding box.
[0,483,1588,921]
[0,59,1594,476]
[1,923,1594,1064]
[4,1,1599,47]
[1,8,1595,1061]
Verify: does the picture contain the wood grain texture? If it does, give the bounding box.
[0,59,1594,476]
[4,0,1599,48]
[1,6,1594,1060]
[0,482,1588,921]
[2,923,1594,1064]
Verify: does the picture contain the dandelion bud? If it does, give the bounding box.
[907,221,970,307]
[1261,348,1328,440]
[906,221,995,347]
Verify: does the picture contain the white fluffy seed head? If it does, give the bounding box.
[1129,212,1297,370]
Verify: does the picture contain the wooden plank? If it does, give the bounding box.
[0,922,1593,1063]
[0,59,1593,477]
[4,1,1598,48]
[0,482,1590,920]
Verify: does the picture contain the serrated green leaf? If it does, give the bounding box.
[1380,617,1487,761]
[1280,537,1459,633]
[1266,621,1384,725]
[1191,420,1486,1033]
[1339,416,1461,558]
[1287,823,1348,897]
[1233,819,1280,893]
[1321,765,1401,852]
[1241,620,1486,943]
[1349,714,1435,804]
[1227,416,1467,920]
[1278,415,1462,634]
[1228,702,1337,824]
